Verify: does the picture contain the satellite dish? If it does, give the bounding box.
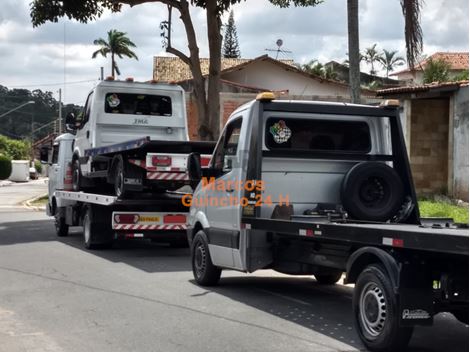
[276,39,283,48]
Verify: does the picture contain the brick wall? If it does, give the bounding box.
[409,99,449,195]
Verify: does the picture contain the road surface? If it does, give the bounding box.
[0,179,47,209]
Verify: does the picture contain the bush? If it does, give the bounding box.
[0,154,12,180]
[0,135,30,160]
[34,160,42,174]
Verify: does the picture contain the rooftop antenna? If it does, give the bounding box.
[265,39,292,60]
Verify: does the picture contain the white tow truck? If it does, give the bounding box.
[185,93,469,352]
[41,79,214,248]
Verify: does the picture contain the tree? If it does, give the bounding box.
[347,0,423,103]
[30,0,322,141]
[300,60,338,80]
[92,29,138,78]
[222,10,240,58]
[362,44,381,75]
[422,58,450,84]
[379,49,405,77]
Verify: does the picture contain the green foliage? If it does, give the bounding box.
[299,60,338,80]
[419,200,469,224]
[0,154,12,180]
[0,135,30,160]
[453,69,469,81]
[379,49,405,77]
[92,29,138,78]
[423,58,451,84]
[222,10,241,59]
[34,160,42,174]
[362,44,382,75]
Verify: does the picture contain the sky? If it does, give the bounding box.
[0,0,468,105]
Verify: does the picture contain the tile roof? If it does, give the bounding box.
[154,56,295,82]
[376,80,469,96]
[390,52,469,76]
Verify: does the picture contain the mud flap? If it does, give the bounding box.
[399,262,434,326]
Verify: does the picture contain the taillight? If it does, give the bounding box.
[114,214,139,224]
[163,214,186,224]
[152,155,172,167]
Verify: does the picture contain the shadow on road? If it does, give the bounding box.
[0,219,191,273]
[189,275,469,352]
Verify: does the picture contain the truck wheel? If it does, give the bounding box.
[341,162,404,222]
[353,264,413,352]
[72,158,81,192]
[54,212,69,237]
[191,231,221,286]
[314,271,343,285]
[114,156,128,198]
[83,206,113,250]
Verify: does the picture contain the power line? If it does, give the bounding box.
[5,79,97,88]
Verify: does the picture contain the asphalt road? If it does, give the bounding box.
[0,179,48,209]
[0,209,468,352]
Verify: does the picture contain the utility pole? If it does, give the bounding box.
[58,88,62,134]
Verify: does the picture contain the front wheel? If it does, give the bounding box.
[54,210,69,237]
[353,264,413,352]
[191,231,221,286]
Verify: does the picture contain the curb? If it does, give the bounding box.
[22,193,48,212]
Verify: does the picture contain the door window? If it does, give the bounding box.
[76,92,93,129]
[51,144,59,164]
[212,118,243,171]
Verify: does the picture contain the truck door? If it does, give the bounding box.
[48,142,60,197]
[205,117,244,269]
[74,92,93,173]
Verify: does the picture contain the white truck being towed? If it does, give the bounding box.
[41,79,214,248]
[66,78,212,197]
[185,93,469,352]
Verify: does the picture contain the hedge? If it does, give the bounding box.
[0,154,12,180]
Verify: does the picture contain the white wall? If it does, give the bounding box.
[221,60,351,97]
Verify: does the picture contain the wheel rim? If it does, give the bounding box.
[194,241,206,278]
[359,176,389,208]
[83,213,91,244]
[359,282,387,338]
[116,168,124,197]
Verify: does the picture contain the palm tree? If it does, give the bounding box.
[347,0,423,102]
[379,49,406,77]
[362,44,382,75]
[301,60,325,76]
[92,29,138,78]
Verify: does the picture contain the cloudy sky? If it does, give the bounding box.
[0,0,468,104]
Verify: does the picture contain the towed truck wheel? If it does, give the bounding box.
[191,231,221,286]
[353,264,413,352]
[114,156,129,199]
[83,205,113,250]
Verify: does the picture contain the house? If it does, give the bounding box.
[154,55,378,138]
[390,52,469,84]
[377,81,469,201]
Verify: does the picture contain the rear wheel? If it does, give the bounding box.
[191,231,221,286]
[353,264,413,352]
[83,205,113,250]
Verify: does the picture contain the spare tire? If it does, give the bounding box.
[341,162,404,222]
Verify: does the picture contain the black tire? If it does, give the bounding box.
[353,264,414,352]
[114,156,128,198]
[54,211,69,237]
[191,231,221,286]
[314,271,343,285]
[341,162,404,222]
[83,206,113,250]
[72,158,81,192]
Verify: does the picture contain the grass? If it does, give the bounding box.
[418,199,469,224]
[30,195,48,207]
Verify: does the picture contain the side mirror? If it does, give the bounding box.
[39,146,50,164]
[65,112,76,131]
[187,152,202,189]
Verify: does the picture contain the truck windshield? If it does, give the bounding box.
[104,93,172,116]
[265,117,371,153]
